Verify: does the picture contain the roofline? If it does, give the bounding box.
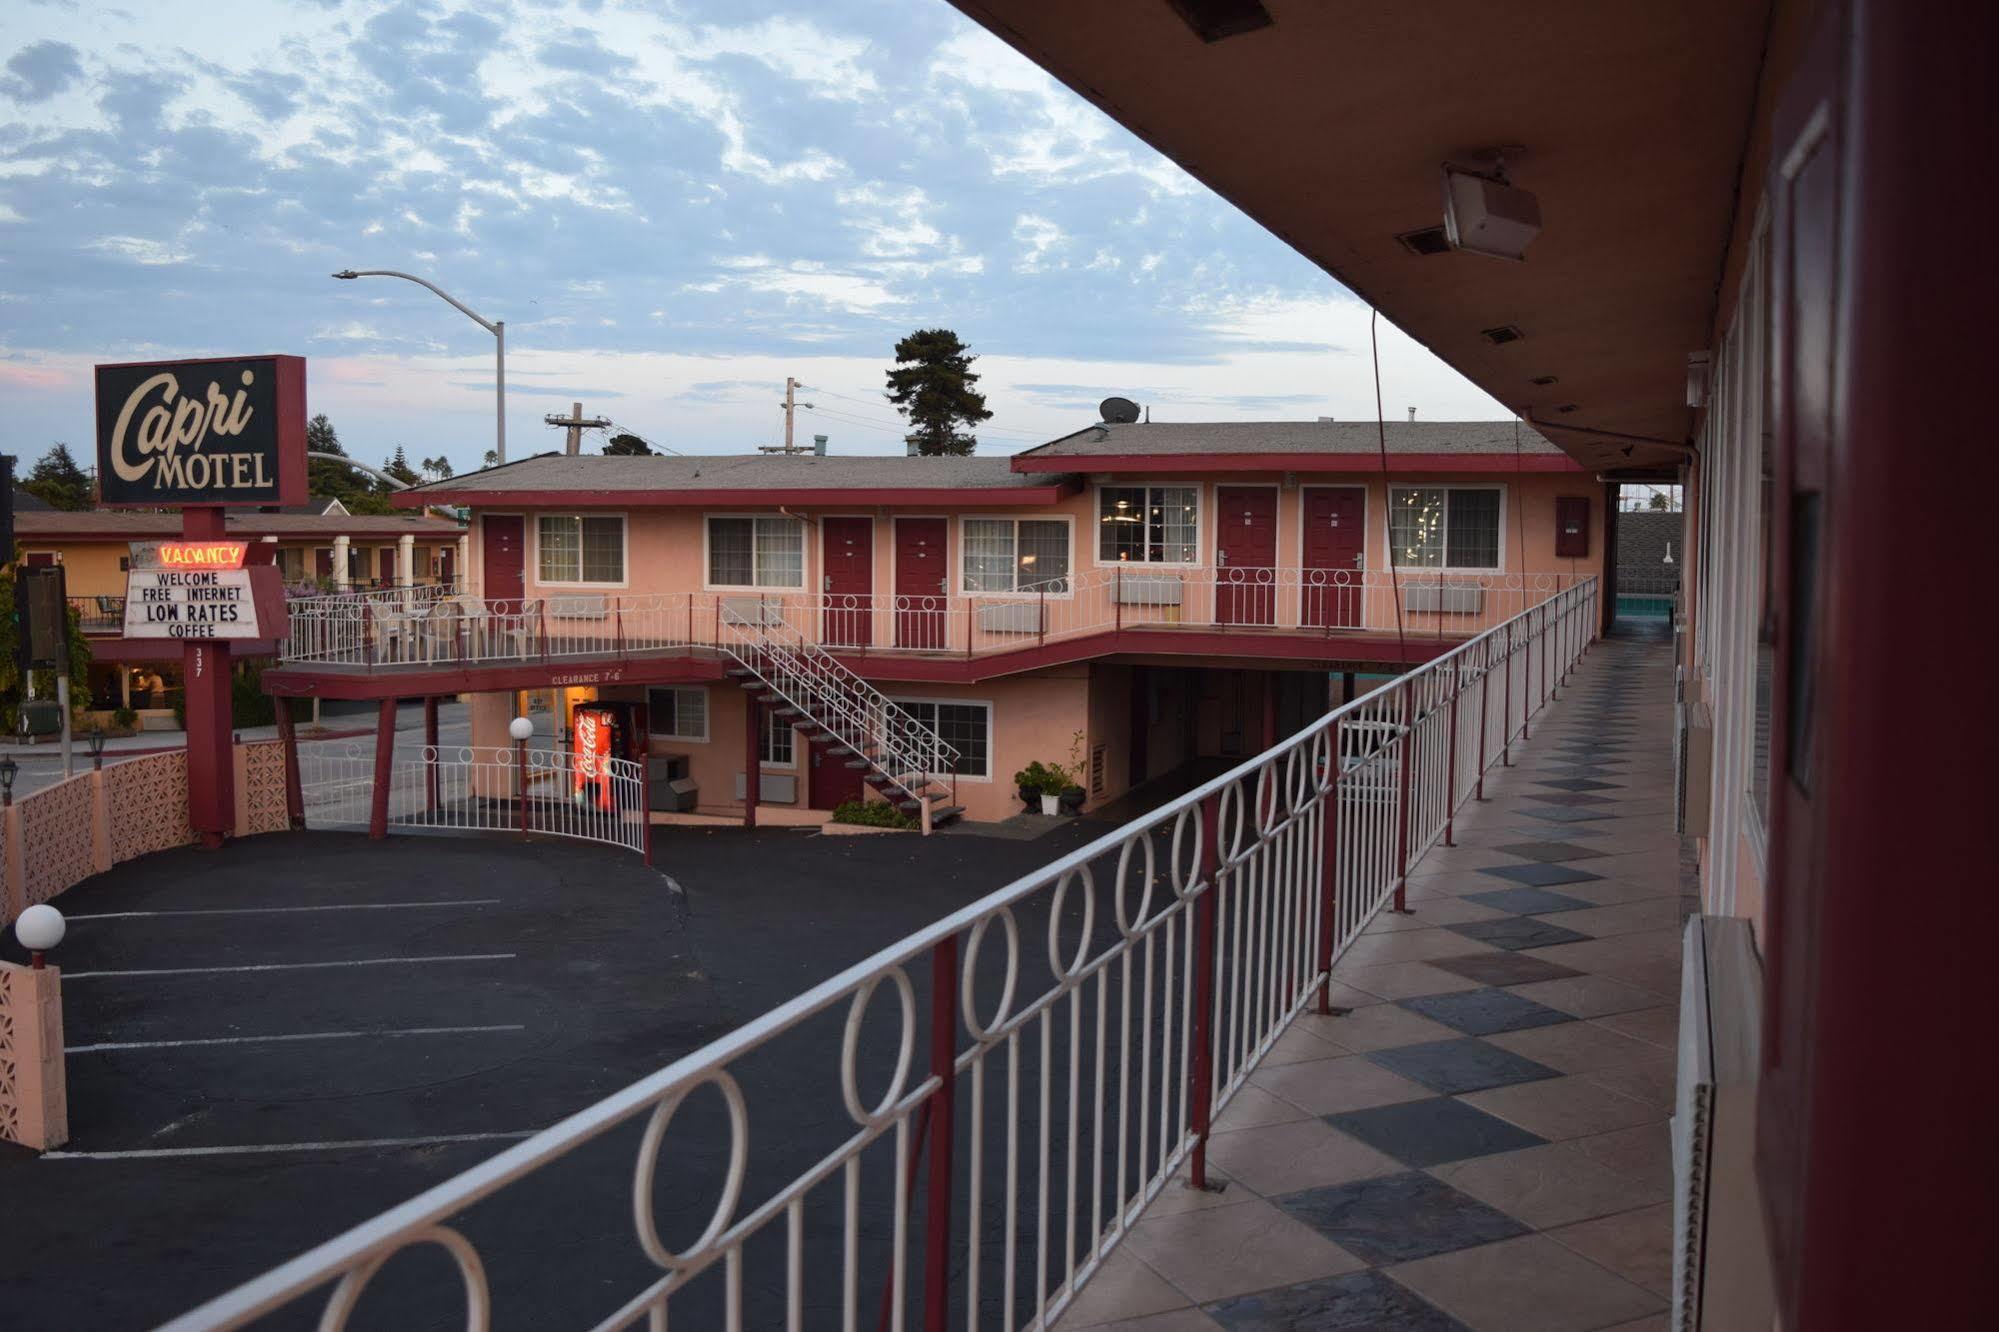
[1004,452,1584,475]
[390,479,1084,509]
[16,521,464,542]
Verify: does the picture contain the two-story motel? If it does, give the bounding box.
[265,420,1616,826]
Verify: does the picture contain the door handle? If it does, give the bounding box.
[822,575,832,592]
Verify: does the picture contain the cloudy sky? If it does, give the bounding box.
[0,0,1503,476]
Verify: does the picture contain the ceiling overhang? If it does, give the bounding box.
[948,0,1773,476]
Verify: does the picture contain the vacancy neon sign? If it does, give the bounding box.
[147,540,249,571]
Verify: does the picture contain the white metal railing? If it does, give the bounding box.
[298,742,647,856]
[719,601,960,821]
[173,577,1600,1332]
[279,569,1571,670]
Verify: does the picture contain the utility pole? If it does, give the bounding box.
[543,401,611,455]
[759,378,815,455]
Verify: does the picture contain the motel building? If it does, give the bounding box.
[14,505,465,727]
[261,420,1614,830]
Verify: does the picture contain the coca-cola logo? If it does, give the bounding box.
[95,355,305,508]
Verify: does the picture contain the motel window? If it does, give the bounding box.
[537,515,625,584]
[647,687,709,742]
[708,516,805,588]
[760,709,796,766]
[1098,486,1199,564]
[895,699,991,780]
[276,547,305,582]
[963,518,1070,592]
[1388,487,1502,569]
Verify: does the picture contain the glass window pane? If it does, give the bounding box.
[1444,490,1500,568]
[709,518,753,585]
[1099,487,1147,562]
[538,516,580,581]
[578,516,624,582]
[1156,488,1198,563]
[754,517,804,588]
[1390,488,1444,567]
[760,709,794,765]
[963,519,1016,592]
[935,703,989,779]
[1018,521,1069,590]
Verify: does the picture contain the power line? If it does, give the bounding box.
[801,383,1052,440]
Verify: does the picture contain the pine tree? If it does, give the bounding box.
[383,447,422,487]
[23,443,92,510]
[604,432,654,456]
[884,329,994,456]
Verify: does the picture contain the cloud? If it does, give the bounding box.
[2,39,84,103]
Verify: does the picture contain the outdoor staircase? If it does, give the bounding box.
[718,604,964,832]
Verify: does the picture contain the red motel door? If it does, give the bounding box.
[378,547,396,586]
[808,742,867,810]
[822,516,874,648]
[1215,487,1277,625]
[483,516,525,609]
[894,518,948,649]
[1303,487,1366,628]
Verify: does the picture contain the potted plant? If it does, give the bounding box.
[1013,760,1067,815]
[1058,731,1089,815]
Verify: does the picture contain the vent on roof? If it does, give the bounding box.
[1530,374,1559,386]
[1167,0,1274,42]
[1396,226,1452,256]
[1480,325,1525,346]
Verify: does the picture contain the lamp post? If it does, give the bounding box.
[509,715,534,840]
[332,270,506,466]
[87,729,107,771]
[0,755,16,806]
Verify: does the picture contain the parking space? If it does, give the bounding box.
[0,818,1102,1327]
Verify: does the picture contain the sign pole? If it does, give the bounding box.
[181,505,235,849]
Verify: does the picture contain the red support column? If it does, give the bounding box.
[920,935,958,1332]
[743,691,760,830]
[367,697,396,840]
[423,696,440,815]
[1444,665,1461,847]
[180,507,235,850]
[1187,793,1222,1191]
[275,697,305,830]
[1475,643,1491,801]
[1316,723,1342,1016]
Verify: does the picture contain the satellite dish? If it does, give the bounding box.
[1099,396,1141,425]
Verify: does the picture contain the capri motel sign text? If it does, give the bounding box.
[94,354,309,848]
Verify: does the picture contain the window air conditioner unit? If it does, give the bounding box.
[1404,585,1485,614]
[1115,575,1182,606]
[722,596,787,627]
[978,601,1044,634]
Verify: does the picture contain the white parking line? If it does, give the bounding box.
[62,953,517,980]
[69,1024,528,1054]
[42,1131,539,1161]
[63,899,503,921]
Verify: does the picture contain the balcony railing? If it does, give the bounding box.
[280,569,1574,670]
[170,578,1600,1332]
[67,595,127,634]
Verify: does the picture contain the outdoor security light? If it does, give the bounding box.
[331,270,359,279]
[0,755,16,805]
[509,716,534,742]
[16,903,66,968]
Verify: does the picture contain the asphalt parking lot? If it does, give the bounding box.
[0,818,1109,1329]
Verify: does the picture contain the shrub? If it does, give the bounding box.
[1012,760,1069,795]
[831,798,918,830]
[112,706,139,730]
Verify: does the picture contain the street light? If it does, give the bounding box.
[332,269,506,466]
[509,715,533,840]
[0,755,16,806]
[16,903,65,969]
[87,728,107,771]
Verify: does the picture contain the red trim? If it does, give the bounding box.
[262,653,729,700]
[391,481,1082,510]
[1005,452,1583,475]
[84,638,282,663]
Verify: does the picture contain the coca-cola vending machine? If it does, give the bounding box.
[571,706,622,811]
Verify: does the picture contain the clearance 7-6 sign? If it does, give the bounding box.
[94,355,308,508]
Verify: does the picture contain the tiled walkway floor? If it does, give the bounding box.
[1057,628,1686,1332]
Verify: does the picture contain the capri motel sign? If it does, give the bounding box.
[95,354,308,847]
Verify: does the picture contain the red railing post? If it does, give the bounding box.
[1392,681,1414,914]
[516,737,530,840]
[1475,641,1491,801]
[1187,792,1223,1191]
[1115,567,1123,635]
[1316,724,1341,1015]
[539,600,550,663]
[275,699,305,830]
[615,597,626,657]
[921,934,958,1332]
[424,695,440,816]
[368,697,396,840]
[1444,664,1461,847]
[363,600,376,666]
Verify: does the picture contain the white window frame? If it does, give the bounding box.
[704,513,807,591]
[890,695,994,782]
[646,686,709,743]
[760,708,798,769]
[532,512,629,588]
[1092,482,1205,569]
[1385,483,1508,573]
[957,514,1075,597]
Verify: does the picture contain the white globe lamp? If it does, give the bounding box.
[16,903,66,969]
[508,716,534,741]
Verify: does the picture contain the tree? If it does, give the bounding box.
[23,443,91,510]
[482,448,500,469]
[884,328,994,456]
[382,446,422,487]
[604,432,654,456]
[420,455,455,482]
[305,413,368,505]
[1647,490,1675,511]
